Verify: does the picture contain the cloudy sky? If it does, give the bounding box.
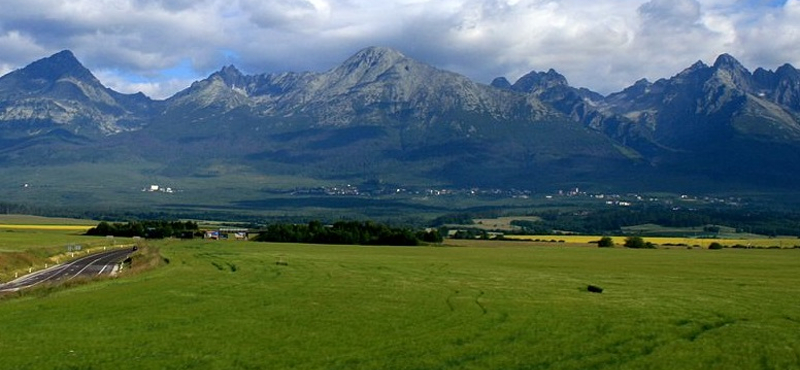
[0,0,797,99]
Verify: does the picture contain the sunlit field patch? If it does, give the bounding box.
[0,224,93,231]
[504,235,800,248]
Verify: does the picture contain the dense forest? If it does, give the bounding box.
[434,206,800,237]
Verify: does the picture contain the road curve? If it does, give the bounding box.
[0,247,135,293]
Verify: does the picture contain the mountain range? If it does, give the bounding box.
[2,47,800,214]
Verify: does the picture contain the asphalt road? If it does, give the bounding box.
[0,247,135,293]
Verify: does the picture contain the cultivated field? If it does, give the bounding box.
[1,239,799,369]
[0,214,98,226]
[503,234,800,249]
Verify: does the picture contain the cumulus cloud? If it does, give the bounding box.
[0,0,798,99]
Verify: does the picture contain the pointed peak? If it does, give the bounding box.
[220,64,241,73]
[689,60,709,71]
[19,49,96,83]
[545,68,563,77]
[207,65,249,88]
[618,78,653,96]
[40,49,81,65]
[776,63,798,76]
[51,49,78,60]
[345,46,406,67]
[675,60,710,78]
[512,69,568,93]
[40,50,87,71]
[355,46,404,58]
[328,46,413,83]
[713,53,746,71]
[218,65,244,79]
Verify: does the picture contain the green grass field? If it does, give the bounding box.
[1,239,799,369]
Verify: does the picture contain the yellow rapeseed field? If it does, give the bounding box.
[504,234,799,248]
[0,224,93,231]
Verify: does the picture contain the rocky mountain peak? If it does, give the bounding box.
[211,65,249,89]
[621,78,653,95]
[676,60,709,78]
[345,46,406,67]
[0,50,153,136]
[218,65,244,79]
[19,49,98,84]
[710,53,752,89]
[300,46,435,105]
[511,68,569,93]
[713,53,747,71]
[775,63,799,79]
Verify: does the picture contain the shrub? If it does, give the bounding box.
[708,242,724,250]
[624,236,653,249]
[597,236,615,248]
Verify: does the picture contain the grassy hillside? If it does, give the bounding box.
[1,240,799,369]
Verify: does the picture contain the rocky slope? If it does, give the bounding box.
[0,50,155,138]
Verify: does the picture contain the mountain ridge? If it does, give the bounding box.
[2,47,800,208]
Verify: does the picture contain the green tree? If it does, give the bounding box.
[597,236,615,248]
[417,229,443,244]
[624,236,650,249]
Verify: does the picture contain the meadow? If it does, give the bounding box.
[1,238,799,369]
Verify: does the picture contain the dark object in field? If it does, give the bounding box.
[587,285,603,293]
[275,261,288,266]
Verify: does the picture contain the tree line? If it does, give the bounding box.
[254,220,442,246]
[489,207,800,236]
[85,220,199,239]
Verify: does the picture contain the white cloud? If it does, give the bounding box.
[1,0,799,98]
[93,69,197,99]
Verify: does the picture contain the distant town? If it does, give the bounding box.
[142,184,177,194]
[287,184,746,208]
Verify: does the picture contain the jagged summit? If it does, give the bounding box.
[20,49,97,83]
[327,46,412,84]
[713,53,747,72]
[344,46,406,66]
[218,65,244,78]
[211,65,249,88]
[775,63,799,77]
[675,60,709,78]
[0,50,153,136]
[510,69,569,94]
